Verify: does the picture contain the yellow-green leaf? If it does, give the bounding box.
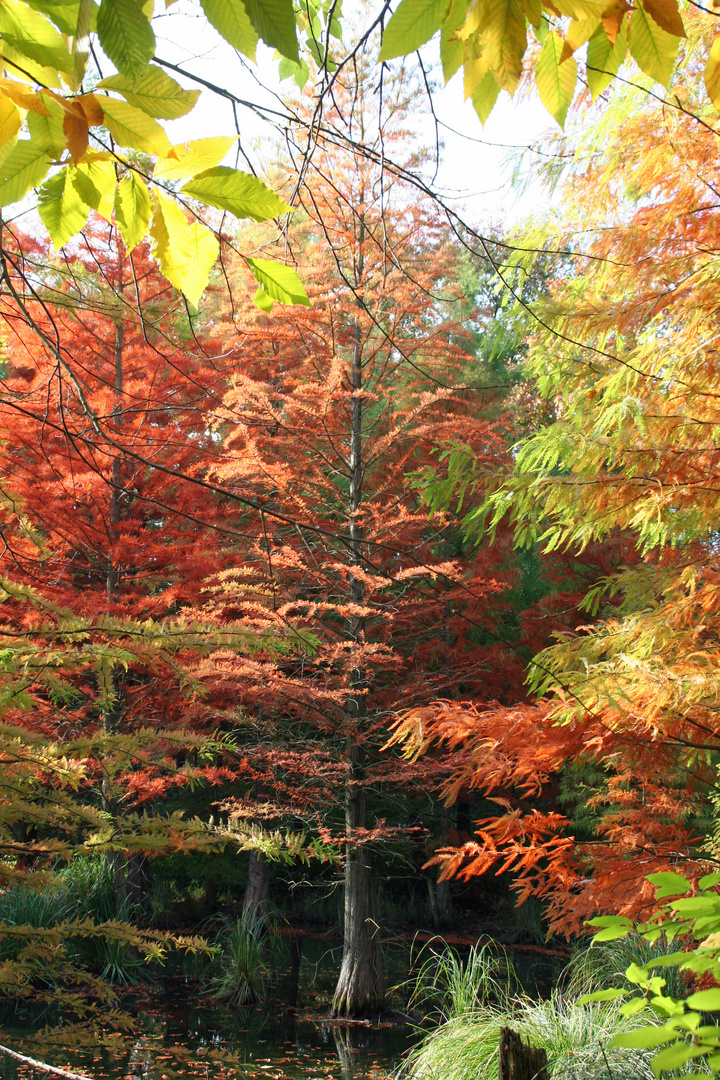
[628,0,678,86]
[441,0,470,80]
[98,68,200,120]
[0,92,21,148]
[26,96,65,155]
[552,0,607,18]
[200,0,257,60]
[380,0,449,60]
[149,188,219,308]
[0,139,50,205]
[241,0,298,61]
[246,257,310,307]
[705,34,720,109]
[472,68,500,122]
[154,136,237,182]
[97,0,155,77]
[101,97,171,156]
[535,29,577,127]
[38,164,91,248]
[0,0,72,71]
[71,0,93,90]
[72,156,116,220]
[181,167,291,221]
[253,285,274,313]
[114,170,151,252]
[586,19,628,98]
[476,0,527,93]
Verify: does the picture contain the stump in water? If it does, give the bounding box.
[498,1027,549,1080]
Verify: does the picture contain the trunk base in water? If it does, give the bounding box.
[331,843,384,1018]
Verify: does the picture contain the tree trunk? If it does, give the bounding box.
[242,850,270,919]
[498,1028,548,1080]
[331,211,384,1018]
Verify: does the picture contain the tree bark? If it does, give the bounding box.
[498,1028,548,1080]
[242,849,270,919]
[331,211,384,1018]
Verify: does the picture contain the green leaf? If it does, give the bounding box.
[200,0,257,60]
[72,0,93,90]
[27,98,65,156]
[586,20,628,98]
[72,157,116,220]
[646,871,693,898]
[254,285,274,313]
[671,895,720,914]
[246,258,311,307]
[242,0,298,61]
[101,97,171,155]
[699,873,720,891]
[149,188,219,308]
[612,1027,675,1049]
[650,1042,706,1077]
[380,0,448,60]
[619,997,649,1016]
[98,68,200,120]
[686,988,720,1010]
[535,29,577,127]
[441,0,470,81]
[24,0,83,35]
[578,988,628,1004]
[97,0,155,78]
[181,167,292,221]
[628,0,679,86]
[0,140,50,206]
[154,136,237,181]
[0,93,20,148]
[38,165,91,248]
[113,170,151,252]
[471,69,500,123]
[0,0,72,71]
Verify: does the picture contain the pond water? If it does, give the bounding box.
[0,935,563,1080]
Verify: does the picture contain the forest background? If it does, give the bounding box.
[0,0,720,1075]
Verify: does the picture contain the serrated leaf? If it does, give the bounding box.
[72,157,115,220]
[24,0,91,36]
[471,69,500,122]
[0,139,49,205]
[476,0,527,93]
[254,285,274,312]
[181,167,291,222]
[0,92,22,148]
[586,19,628,97]
[380,0,448,60]
[535,29,577,127]
[38,165,91,248]
[149,188,218,308]
[241,0,298,61]
[114,170,151,252]
[27,99,64,155]
[97,0,155,77]
[0,0,72,71]
[154,136,237,181]
[246,257,310,307]
[643,0,685,35]
[705,35,720,109]
[441,0,469,80]
[628,0,678,85]
[200,0,257,59]
[72,0,92,89]
[63,107,88,162]
[646,870,693,898]
[98,68,200,120]
[101,97,171,156]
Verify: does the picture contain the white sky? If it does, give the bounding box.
[149,1,557,229]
